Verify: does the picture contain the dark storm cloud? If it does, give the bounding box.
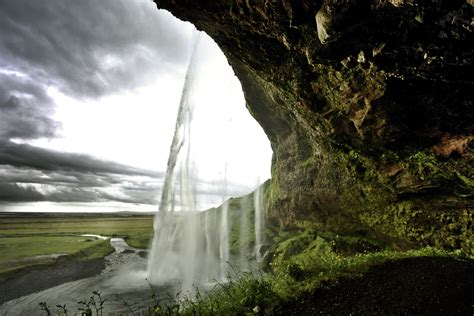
[0,140,163,177]
[0,0,194,100]
[0,143,162,204]
[0,178,159,204]
[0,1,202,205]
[0,72,60,140]
[0,183,44,202]
[0,0,194,142]
[0,141,251,206]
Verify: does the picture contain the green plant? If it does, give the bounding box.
[116,293,138,316]
[77,290,106,316]
[39,302,52,316]
[55,304,68,316]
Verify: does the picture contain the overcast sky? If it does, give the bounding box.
[0,0,272,211]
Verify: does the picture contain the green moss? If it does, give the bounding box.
[360,201,473,258]
[317,230,385,255]
[268,134,472,259]
[226,195,255,256]
[265,171,282,212]
[348,149,473,257]
[160,232,467,315]
[398,150,474,195]
[69,240,114,261]
[311,62,386,140]
[406,152,440,181]
[268,230,467,302]
[345,149,386,185]
[455,172,474,196]
[311,147,474,257]
[175,273,282,316]
[125,233,153,249]
[379,150,401,165]
[269,229,316,269]
[200,182,270,259]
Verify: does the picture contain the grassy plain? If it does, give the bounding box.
[0,212,154,280]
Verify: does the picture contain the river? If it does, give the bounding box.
[0,236,174,315]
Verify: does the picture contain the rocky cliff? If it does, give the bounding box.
[154,0,473,256]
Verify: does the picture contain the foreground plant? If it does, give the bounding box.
[77,290,106,316]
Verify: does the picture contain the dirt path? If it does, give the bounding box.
[281,256,474,315]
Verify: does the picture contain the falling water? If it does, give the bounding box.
[239,197,250,269]
[219,173,230,280]
[254,182,264,262]
[147,31,266,294]
[147,33,205,292]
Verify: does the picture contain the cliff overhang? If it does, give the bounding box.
[154,0,473,256]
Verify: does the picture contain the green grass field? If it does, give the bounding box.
[0,213,154,280]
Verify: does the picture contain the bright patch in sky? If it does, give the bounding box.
[38,77,183,172]
[0,0,272,211]
[28,34,272,187]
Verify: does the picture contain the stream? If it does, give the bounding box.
[0,236,174,315]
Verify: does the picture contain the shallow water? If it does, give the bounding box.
[0,238,174,315]
[81,233,109,240]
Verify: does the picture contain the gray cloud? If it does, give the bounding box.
[0,140,163,177]
[0,143,162,204]
[0,183,44,202]
[0,72,60,140]
[0,179,160,204]
[0,0,194,142]
[0,141,251,206]
[0,1,251,207]
[0,0,194,100]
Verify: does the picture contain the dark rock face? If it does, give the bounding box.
[154,1,473,255]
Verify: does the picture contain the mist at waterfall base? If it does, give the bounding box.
[147,32,267,294]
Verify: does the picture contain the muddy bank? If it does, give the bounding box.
[0,257,105,304]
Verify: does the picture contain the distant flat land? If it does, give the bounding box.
[0,212,154,280]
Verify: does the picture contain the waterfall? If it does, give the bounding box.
[239,196,249,269]
[254,181,264,262]
[147,33,205,292]
[219,172,229,280]
[147,31,266,294]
